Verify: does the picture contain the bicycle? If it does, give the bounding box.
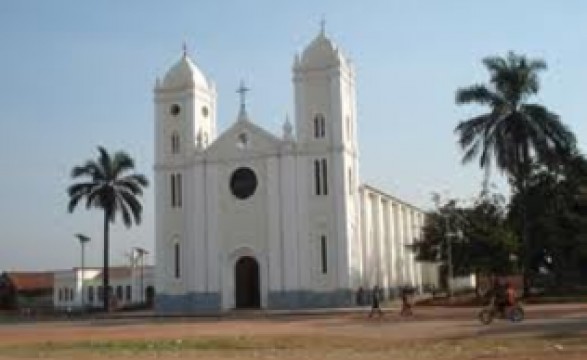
[478,298,524,325]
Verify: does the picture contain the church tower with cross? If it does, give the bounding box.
[153,27,433,313]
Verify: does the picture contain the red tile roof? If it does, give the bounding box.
[5,272,53,291]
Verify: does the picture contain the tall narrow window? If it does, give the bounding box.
[174,242,181,278]
[321,158,328,195]
[176,173,182,207]
[170,174,176,207]
[171,133,180,154]
[321,235,327,274]
[314,114,325,138]
[125,285,131,301]
[314,160,321,195]
[88,286,94,302]
[170,173,182,208]
[314,159,328,196]
[314,117,319,138]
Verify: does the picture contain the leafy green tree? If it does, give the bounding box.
[454,52,576,292]
[509,153,587,290]
[412,193,517,296]
[67,147,148,311]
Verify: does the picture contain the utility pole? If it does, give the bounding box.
[75,233,91,309]
[446,216,454,298]
[133,247,148,304]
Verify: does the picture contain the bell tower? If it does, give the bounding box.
[293,26,360,294]
[154,47,217,163]
[153,46,217,297]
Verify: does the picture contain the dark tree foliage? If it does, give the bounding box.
[509,153,587,289]
[411,193,517,294]
[454,52,577,293]
[67,147,148,312]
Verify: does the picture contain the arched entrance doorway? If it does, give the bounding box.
[234,256,260,309]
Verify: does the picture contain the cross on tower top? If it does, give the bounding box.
[236,80,250,111]
[182,41,187,57]
[320,16,326,36]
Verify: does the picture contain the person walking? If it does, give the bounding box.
[400,286,413,316]
[368,285,383,318]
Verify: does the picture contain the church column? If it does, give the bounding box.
[364,193,374,286]
[398,205,407,285]
[193,158,207,293]
[267,156,283,297]
[418,213,425,291]
[387,200,396,291]
[406,209,415,287]
[296,156,311,289]
[281,148,299,293]
[333,154,349,291]
[205,164,220,294]
[358,187,367,286]
[376,197,388,292]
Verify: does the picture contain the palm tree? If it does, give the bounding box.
[67,147,148,311]
[454,52,576,293]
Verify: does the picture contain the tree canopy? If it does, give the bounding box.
[67,146,148,311]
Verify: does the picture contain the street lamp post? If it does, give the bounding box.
[75,233,91,309]
[443,215,454,298]
[133,247,149,304]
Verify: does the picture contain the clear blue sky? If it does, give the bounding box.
[0,1,585,271]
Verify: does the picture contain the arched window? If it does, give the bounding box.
[313,114,325,138]
[171,132,180,154]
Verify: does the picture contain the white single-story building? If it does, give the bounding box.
[53,266,154,310]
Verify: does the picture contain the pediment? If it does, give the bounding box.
[204,119,283,161]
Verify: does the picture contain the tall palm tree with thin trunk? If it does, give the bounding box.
[455,52,576,293]
[67,147,148,312]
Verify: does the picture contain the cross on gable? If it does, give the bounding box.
[236,80,250,110]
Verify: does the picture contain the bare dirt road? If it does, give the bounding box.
[0,304,585,359]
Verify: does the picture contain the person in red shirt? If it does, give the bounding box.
[506,282,517,307]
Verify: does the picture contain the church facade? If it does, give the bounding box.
[154,29,435,313]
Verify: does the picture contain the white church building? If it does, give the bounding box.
[154,28,437,313]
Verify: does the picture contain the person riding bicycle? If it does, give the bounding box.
[505,282,517,307]
[491,279,508,315]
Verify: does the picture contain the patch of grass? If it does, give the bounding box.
[2,334,587,359]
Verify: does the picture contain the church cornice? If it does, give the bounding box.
[154,143,356,169]
[360,183,427,214]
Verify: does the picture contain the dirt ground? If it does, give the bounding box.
[0,305,585,359]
